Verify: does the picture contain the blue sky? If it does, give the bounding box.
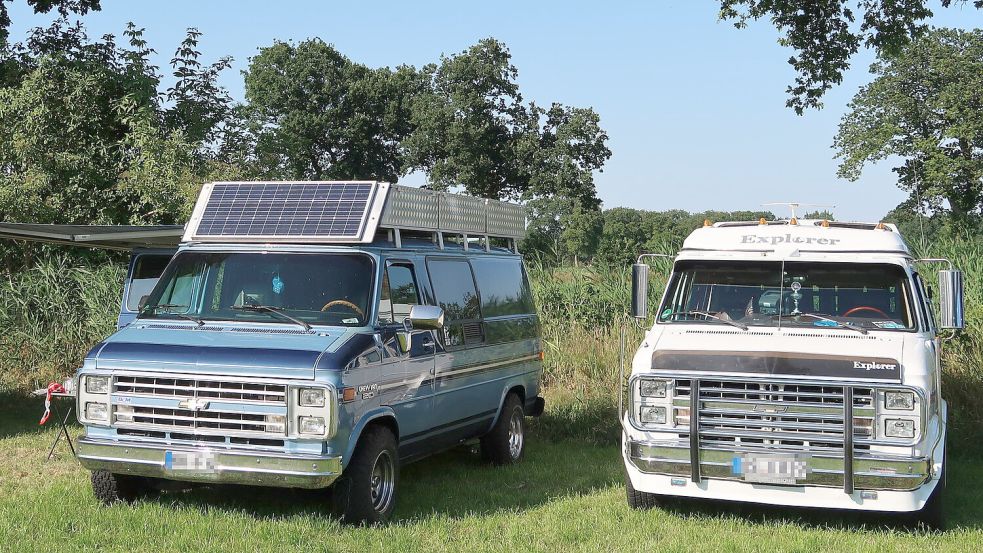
[8,0,983,221]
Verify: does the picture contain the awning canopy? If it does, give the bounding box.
[0,223,184,250]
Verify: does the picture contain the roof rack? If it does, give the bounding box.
[184,181,527,251]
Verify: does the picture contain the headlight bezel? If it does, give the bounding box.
[287,384,336,439]
[628,375,674,430]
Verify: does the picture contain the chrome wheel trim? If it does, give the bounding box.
[508,408,524,459]
[369,449,395,513]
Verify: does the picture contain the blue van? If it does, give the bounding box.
[70,182,544,524]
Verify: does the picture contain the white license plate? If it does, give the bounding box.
[164,450,216,472]
[732,453,810,485]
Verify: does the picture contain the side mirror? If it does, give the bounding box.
[631,263,649,319]
[404,305,444,331]
[938,269,965,330]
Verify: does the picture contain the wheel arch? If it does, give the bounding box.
[343,408,399,468]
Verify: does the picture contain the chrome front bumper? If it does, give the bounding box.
[78,437,343,489]
[627,439,932,491]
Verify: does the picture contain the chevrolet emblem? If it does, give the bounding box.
[753,405,787,413]
[178,398,210,411]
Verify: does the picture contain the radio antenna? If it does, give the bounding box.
[762,202,835,220]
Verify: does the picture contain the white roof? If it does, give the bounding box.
[679,219,910,259]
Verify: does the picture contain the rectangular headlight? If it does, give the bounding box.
[884,391,915,411]
[299,416,326,435]
[639,379,668,398]
[85,402,109,422]
[639,405,667,425]
[85,375,110,394]
[884,418,915,439]
[299,388,326,407]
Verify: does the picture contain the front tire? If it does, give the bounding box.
[911,462,945,531]
[624,469,660,510]
[331,426,399,525]
[480,394,525,465]
[91,470,153,505]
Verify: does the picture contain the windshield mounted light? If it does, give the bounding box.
[85,375,110,394]
[884,390,915,411]
[639,379,668,398]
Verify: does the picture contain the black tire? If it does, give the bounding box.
[480,393,525,465]
[625,469,660,510]
[331,426,399,525]
[911,462,945,531]
[91,469,152,505]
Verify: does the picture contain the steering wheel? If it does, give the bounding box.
[842,306,889,318]
[320,299,365,318]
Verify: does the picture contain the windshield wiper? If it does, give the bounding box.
[230,304,312,332]
[669,310,748,330]
[776,313,868,335]
[140,304,204,326]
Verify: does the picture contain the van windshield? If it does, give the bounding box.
[138,252,373,327]
[658,261,915,331]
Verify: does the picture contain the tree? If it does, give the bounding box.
[243,39,417,181]
[833,28,983,230]
[0,22,234,225]
[560,202,602,266]
[719,0,982,114]
[404,39,610,205]
[0,0,100,46]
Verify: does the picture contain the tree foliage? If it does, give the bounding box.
[719,0,982,114]
[243,39,418,182]
[834,28,983,229]
[404,39,610,205]
[0,20,234,225]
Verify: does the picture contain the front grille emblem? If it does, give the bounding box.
[753,404,787,413]
[178,398,210,411]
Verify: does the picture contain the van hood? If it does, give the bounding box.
[647,326,906,383]
[87,322,372,380]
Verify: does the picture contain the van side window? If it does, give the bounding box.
[126,254,172,311]
[470,257,535,317]
[378,263,420,324]
[914,273,936,331]
[427,258,483,346]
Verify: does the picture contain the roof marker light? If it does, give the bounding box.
[821,219,830,228]
[703,219,711,227]
[759,218,767,225]
[789,217,798,226]
[876,222,886,230]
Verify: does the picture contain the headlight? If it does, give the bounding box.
[884,418,915,439]
[299,387,326,407]
[299,416,326,435]
[884,391,914,410]
[85,375,110,394]
[639,379,668,398]
[639,406,667,425]
[85,402,109,422]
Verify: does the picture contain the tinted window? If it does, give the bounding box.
[471,257,535,317]
[125,254,172,311]
[427,258,480,322]
[378,263,420,324]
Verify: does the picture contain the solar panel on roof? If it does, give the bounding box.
[187,181,384,242]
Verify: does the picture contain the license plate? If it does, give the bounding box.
[164,450,216,472]
[732,453,810,485]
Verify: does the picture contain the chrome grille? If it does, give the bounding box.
[674,379,874,451]
[112,375,287,442]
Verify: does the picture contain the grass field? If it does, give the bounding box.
[1,392,981,552]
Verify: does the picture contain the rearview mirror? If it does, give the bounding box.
[631,263,649,319]
[404,305,445,331]
[938,269,964,330]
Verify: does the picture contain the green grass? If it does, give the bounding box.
[1,392,982,552]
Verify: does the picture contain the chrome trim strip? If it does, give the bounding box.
[690,378,701,483]
[844,386,854,494]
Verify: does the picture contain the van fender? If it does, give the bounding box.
[342,407,399,468]
[486,378,528,432]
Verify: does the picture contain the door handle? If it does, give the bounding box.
[422,337,435,349]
